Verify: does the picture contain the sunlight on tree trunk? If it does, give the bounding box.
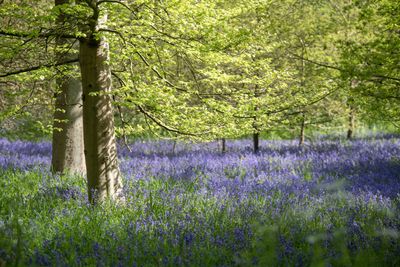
[80,38,123,204]
[79,6,123,204]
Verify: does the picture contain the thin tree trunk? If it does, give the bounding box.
[172,140,177,154]
[299,112,305,146]
[79,3,123,204]
[253,132,259,154]
[347,107,355,140]
[252,89,260,154]
[347,79,358,140]
[298,43,306,147]
[221,138,226,153]
[51,0,85,175]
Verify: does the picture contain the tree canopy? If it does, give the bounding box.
[0,0,398,201]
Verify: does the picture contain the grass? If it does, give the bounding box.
[1,170,399,266]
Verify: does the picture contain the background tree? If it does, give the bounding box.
[0,0,86,175]
[51,0,85,175]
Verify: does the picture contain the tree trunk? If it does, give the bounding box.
[79,5,123,204]
[51,0,85,175]
[252,83,261,154]
[172,140,177,155]
[221,138,226,153]
[299,113,305,146]
[253,132,259,154]
[347,107,355,140]
[298,44,306,147]
[51,72,86,174]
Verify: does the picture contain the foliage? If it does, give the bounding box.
[1,0,398,140]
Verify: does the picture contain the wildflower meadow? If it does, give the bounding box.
[1,0,399,266]
[0,136,399,266]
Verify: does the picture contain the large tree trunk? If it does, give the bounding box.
[79,9,123,204]
[51,71,86,174]
[51,0,85,175]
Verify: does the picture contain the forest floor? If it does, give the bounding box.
[0,136,399,266]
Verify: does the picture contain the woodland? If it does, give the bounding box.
[0,0,399,266]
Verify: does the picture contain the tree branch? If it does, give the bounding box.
[98,28,126,45]
[371,74,400,83]
[289,52,400,83]
[97,0,134,13]
[135,51,188,92]
[137,105,199,137]
[0,58,79,78]
[289,52,342,71]
[0,29,79,40]
[362,91,400,100]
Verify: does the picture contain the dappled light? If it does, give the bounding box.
[0,0,399,265]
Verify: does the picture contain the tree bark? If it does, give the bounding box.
[221,138,226,153]
[51,0,86,175]
[79,6,123,204]
[253,132,259,154]
[252,83,260,154]
[172,140,177,155]
[298,112,305,146]
[298,44,306,147]
[347,107,355,140]
[51,71,86,175]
